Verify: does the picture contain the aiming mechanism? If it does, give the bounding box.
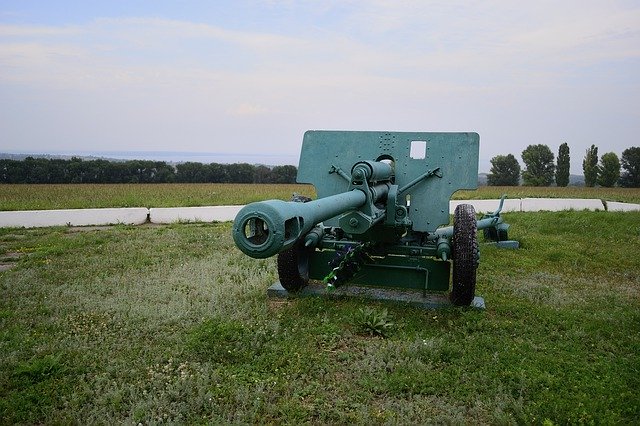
[232,131,510,306]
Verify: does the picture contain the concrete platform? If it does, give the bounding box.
[267,281,485,309]
[488,240,520,249]
[0,208,149,228]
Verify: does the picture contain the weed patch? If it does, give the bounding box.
[353,307,395,337]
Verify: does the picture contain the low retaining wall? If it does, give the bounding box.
[606,201,640,212]
[450,199,522,213]
[520,198,605,212]
[0,208,149,228]
[149,206,244,224]
[0,199,638,228]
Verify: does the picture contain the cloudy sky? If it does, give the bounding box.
[1,1,639,173]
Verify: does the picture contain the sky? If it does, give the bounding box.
[1,1,639,173]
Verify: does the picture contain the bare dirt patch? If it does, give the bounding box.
[0,251,22,271]
[268,298,294,312]
[66,226,115,233]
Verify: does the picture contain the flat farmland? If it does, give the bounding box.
[1,184,639,211]
[0,183,316,211]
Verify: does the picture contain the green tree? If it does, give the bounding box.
[271,165,298,184]
[597,152,620,187]
[227,163,255,183]
[620,147,640,188]
[153,161,176,183]
[521,144,555,186]
[207,163,229,183]
[582,145,599,187]
[254,165,272,183]
[0,159,26,183]
[176,162,208,183]
[555,143,570,187]
[487,154,520,186]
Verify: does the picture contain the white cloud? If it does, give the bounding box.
[0,2,638,170]
[228,103,270,116]
[0,23,82,37]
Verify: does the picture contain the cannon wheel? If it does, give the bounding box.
[450,204,479,306]
[276,194,312,293]
[277,241,309,293]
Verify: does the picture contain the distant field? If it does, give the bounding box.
[1,183,639,211]
[0,183,315,211]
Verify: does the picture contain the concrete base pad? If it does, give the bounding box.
[491,240,520,249]
[267,282,485,309]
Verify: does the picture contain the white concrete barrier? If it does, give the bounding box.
[0,208,149,228]
[149,206,244,224]
[2,199,638,228]
[450,199,521,213]
[606,201,640,212]
[520,198,604,212]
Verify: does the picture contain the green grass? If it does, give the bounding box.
[1,184,639,211]
[0,212,638,423]
[0,183,317,211]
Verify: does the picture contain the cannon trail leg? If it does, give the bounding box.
[450,204,479,306]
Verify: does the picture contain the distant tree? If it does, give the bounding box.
[254,165,273,183]
[0,157,299,184]
[176,162,208,183]
[620,147,640,188]
[597,152,620,187]
[0,159,25,183]
[207,163,228,183]
[105,162,128,183]
[271,165,298,184]
[48,159,70,183]
[555,143,570,187]
[521,144,555,186]
[151,161,175,183]
[487,154,520,186]
[24,157,50,183]
[582,145,599,187]
[227,163,255,183]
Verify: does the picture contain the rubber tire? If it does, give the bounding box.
[277,241,309,293]
[276,194,312,293]
[450,204,479,306]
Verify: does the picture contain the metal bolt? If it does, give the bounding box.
[349,218,359,228]
[353,169,365,181]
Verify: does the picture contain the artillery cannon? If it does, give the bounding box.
[232,131,511,306]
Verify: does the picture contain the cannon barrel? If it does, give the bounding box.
[233,189,370,259]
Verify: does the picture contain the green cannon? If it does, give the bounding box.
[232,131,511,306]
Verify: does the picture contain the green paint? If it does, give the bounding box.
[232,131,511,303]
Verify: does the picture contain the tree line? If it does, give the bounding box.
[0,157,298,184]
[487,145,640,187]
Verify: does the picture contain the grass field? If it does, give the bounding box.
[0,184,316,211]
[1,183,640,211]
[1,209,639,423]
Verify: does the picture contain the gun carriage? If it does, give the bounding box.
[233,131,510,306]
